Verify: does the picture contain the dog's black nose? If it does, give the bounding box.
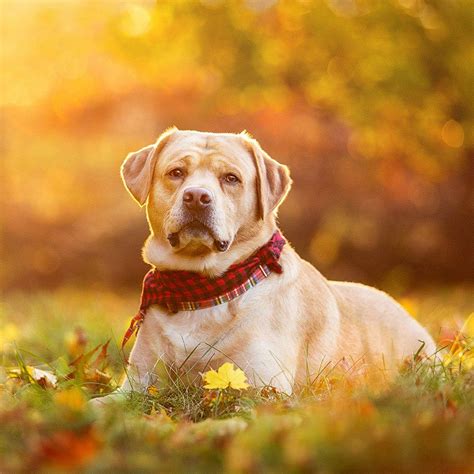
[183,187,212,211]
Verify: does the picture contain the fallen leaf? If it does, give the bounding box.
[203,363,249,390]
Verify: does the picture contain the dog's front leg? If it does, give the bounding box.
[120,329,162,393]
[90,323,161,407]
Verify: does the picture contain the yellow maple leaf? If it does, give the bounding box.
[202,362,249,390]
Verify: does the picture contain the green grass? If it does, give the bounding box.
[1,287,473,473]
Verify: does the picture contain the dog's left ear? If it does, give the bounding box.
[241,133,292,220]
[121,127,177,206]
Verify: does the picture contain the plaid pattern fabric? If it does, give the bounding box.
[122,231,286,348]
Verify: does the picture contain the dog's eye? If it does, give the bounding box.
[223,173,240,184]
[168,168,184,179]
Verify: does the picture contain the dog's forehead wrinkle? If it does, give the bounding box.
[162,135,208,159]
[161,132,254,175]
[173,131,244,152]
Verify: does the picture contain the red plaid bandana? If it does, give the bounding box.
[122,231,286,348]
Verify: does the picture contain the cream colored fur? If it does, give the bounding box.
[92,129,436,403]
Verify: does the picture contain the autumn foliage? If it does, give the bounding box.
[2,0,473,291]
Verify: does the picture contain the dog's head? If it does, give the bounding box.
[121,128,291,272]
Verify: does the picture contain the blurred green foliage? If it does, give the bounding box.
[1,0,473,290]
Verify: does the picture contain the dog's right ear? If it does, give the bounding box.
[121,127,177,206]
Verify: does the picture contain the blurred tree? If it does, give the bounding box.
[1,0,473,290]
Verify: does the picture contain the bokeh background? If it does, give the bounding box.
[2,0,473,294]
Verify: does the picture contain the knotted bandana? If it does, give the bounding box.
[122,231,286,348]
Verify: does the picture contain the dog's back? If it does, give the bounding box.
[329,281,436,368]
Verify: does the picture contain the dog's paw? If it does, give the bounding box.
[89,391,127,409]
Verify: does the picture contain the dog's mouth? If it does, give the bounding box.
[167,221,230,253]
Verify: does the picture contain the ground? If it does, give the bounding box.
[0,286,473,473]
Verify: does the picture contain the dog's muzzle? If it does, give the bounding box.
[167,232,229,252]
[167,187,229,252]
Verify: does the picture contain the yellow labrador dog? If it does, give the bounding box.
[96,128,435,402]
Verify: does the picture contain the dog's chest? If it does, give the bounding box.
[147,302,243,366]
